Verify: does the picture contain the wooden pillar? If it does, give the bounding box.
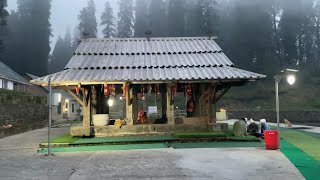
[161,84,167,120]
[194,84,201,117]
[166,83,175,125]
[82,87,91,128]
[199,84,207,117]
[125,84,134,125]
[132,87,138,124]
[207,84,217,124]
[91,86,97,115]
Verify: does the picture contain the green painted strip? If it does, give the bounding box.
[281,139,320,180]
[280,128,320,160]
[37,143,168,153]
[71,135,177,145]
[170,141,264,149]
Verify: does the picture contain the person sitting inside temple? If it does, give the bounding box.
[186,98,195,117]
[137,107,146,124]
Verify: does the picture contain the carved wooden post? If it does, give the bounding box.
[208,85,217,124]
[82,87,91,136]
[166,83,175,125]
[132,87,138,124]
[91,86,97,115]
[199,84,207,117]
[125,84,134,125]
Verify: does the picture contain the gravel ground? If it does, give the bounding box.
[0,127,304,180]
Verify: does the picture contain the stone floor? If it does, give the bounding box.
[0,127,304,180]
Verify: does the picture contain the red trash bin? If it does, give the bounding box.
[264,130,279,150]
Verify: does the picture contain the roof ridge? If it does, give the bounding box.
[82,36,217,41]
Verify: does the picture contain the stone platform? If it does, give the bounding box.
[70,123,228,137]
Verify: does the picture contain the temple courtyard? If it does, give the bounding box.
[0,127,305,180]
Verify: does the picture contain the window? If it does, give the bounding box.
[72,103,75,113]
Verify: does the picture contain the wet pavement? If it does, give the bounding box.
[0,127,304,180]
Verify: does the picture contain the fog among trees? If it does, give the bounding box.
[0,0,320,79]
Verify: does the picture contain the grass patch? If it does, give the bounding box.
[227,135,261,142]
[170,141,264,149]
[71,135,177,144]
[42,134,80,144]
[174,131,226,138]
[280,128,320,161]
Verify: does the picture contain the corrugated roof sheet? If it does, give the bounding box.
[32,66,265,85]
[32,37,265,85]
[66,52,233,69]
[75,37,222,55]
[0,61,30,85]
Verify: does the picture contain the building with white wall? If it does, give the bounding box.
[0,61,30,91]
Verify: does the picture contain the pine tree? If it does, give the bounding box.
[78,0,97,38]
[118,0,134,38]
[185,0,218,36]
[48,28,73,73]
[134,0,149,37]
[168,0,186,37]
[227,0,274,74]
[0,0,8,62]
[314,0,320,70]
[5,0,52,76]
[71,25,81,51]
[278,0,303,68]
[148,0,167,37]
[101,1,115,38]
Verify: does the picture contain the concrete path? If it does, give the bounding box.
[220,119,320,134]
[0,127,304,180]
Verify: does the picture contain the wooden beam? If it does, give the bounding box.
[37,79,255,87]
[66,89,84,107]
[213,86,231,103]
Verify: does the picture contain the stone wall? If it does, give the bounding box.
[0,89,48,127]
[228,110,320,124]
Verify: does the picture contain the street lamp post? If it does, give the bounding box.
[274,69,298,148]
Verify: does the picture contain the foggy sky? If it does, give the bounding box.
[7,0,118,51]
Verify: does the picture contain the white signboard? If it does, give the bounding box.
[148,106,157,114]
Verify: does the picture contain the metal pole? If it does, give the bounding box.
[48,78,52,156]
[275,77,280,149]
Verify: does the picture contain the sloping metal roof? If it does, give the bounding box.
[75,37,222,55]
[0,61,30,85]
[32,37,265,85]
[32,66,264,85]
[66,52,233,69]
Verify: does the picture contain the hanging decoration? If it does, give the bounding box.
[122,84,126,98]
[173,83,178,97]
[75,83,81,95]
[147,84,152,95]
[110,84,116,97]
[186,83,192,97]
[104,84,110,96]
[155,84,160,96]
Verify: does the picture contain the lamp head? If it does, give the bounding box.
[287,75,296,85]
[108,99,114,107]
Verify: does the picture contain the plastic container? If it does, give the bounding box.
[92,114,110,126]
[264,130,279,150]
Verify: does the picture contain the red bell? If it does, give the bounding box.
[75,86,80,95]
[104,85,109,96]
[122,84,126,98]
